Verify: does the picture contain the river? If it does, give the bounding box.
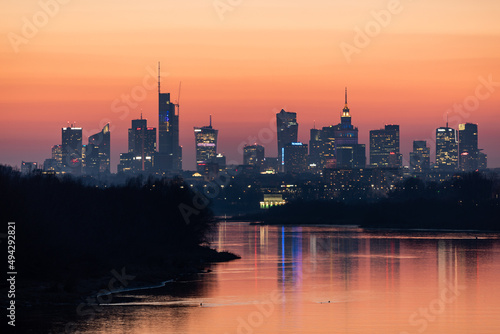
[45,222,500,333]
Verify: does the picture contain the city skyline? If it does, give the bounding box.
[1,1,500,170]
[17,89,490,174]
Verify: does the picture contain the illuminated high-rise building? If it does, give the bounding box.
[478,152,487,170]
[309,127,322,167]
[277,109,298,171]
[335,88,358,148]
[409,140,430,173]
[243,144,265,169]
[370,124,401,168]
[118,117,156,173]
[317,88,365,169]
[435,126,458,171]
[62,125,83,174]
[85,123,110,175]
[336,144,366,168]
[284,142,308,174]
[458,123,478,172]
[194,116,218,172]
[157,63,182,173]
[51,145,63,167]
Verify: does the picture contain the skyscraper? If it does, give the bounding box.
[335,88,359,148]
[243,144,265,169]
[62,125,83,174]
[118,117,156,173]
[370,124,401,168]
[409,140,430,173]
[157,63,182,173]
[276,109,298,171]
[435,126,458,171]
[317,88,365,169]
[308,127,322,166]
[52,145,63,168]
[283,142,308,174]
[85,123,110,175]
[458,123,478,172]
[194,116,218,172]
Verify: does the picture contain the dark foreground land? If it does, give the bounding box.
[0,166,238,310]
[246,173,500,231]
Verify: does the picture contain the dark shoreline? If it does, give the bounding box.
[10,246,240,309]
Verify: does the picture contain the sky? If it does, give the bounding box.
[1,0,500,171]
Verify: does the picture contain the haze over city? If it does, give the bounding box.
[1,0,500,171]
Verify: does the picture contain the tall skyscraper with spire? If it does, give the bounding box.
[156,62,182,173]
[317,88,365,168]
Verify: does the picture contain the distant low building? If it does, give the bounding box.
[260,194,286,209]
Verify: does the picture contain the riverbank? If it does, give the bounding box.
[243,198,500,231]
[9,246,239,310]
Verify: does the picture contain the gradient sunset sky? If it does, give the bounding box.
[1,0,499,170]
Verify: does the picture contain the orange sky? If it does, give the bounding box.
[1,0,500,170]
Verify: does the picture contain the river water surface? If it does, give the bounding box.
[49,223,500,333]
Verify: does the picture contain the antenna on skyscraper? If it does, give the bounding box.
[210,114,212,127]
[174,82,181,116]
[446,111,449,128]
[345,87,348,105]
[158,62,161,94]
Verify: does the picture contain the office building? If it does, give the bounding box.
[409,140,430,173]
[21,161,37,174]
[215,153,226,171]
[284,142,308,174]
[370,124,401,168]
[435,126,458,171]
[458,123,478,172]
[309,127,322,167]
[118,117,156,173]
[85,123,110,175]
[62,125,83,174]
[316,89,365,169]
[336,144,366,168]
[157,63,182,173]
[194,116,218,172]
[51,145,63,167]
[478,152,487,170]
[277,109,298,171]
[243,144,265,169]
